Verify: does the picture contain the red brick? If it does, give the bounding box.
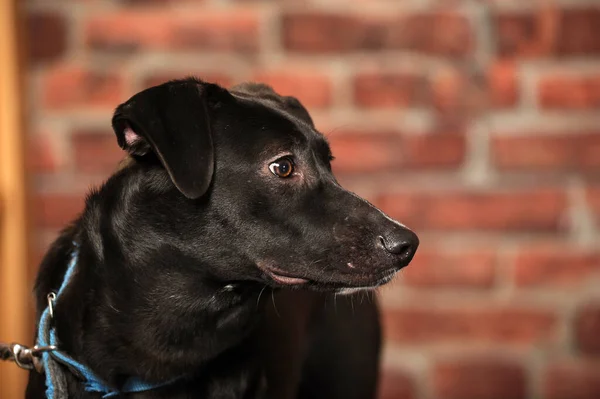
[434,359,526,399]
[538,74,600,109]
[33,194,86,229]
[377,189,567,232]
[402,248,496,289]
[353,73,427,108]
[383,307,557,345]
[42,66,125,110]
[252,70,332,109]
[329,131,465,173]
[496,9,600,57]
[120,0,199,4]
[492,132,600,172]
[431,68,475,115]
[27,133,59,173]
[378,368,415,399]
[488,61,519,108]
[27,11,68,64]
[401,134,466,170]
[86,11,258,52]
[543,361,600,399]
[283,12,472,57]
[513,246,600,287]
[142,72,233,90]
[72,131,125,174]
[575,304,600,355]
[431,65,518,116]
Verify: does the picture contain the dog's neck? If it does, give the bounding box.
[35,220,267,396]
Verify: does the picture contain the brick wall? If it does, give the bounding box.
[24,1,600,398]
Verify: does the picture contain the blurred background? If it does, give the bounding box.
[1,0,600,398]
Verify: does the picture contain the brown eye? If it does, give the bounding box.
[269,157,294,178]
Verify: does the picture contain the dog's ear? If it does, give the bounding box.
[231,82,314,127]
[112,79,228,199]
[282,95,314,127]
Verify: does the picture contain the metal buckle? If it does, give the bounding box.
[10,343,56,372]
[47,292,56,318]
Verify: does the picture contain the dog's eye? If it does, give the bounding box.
[269,157,294,178]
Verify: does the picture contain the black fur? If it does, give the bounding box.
[26,79,418,398]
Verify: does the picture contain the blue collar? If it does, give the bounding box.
[36,243,176,398]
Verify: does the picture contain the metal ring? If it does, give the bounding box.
[47,292,56,318]
[11,344,34,370]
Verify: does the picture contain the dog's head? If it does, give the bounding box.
[111,78,418,293]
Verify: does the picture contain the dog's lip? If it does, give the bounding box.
[268,273,309,286]
[256,263,309,286]
[256,261,401,289]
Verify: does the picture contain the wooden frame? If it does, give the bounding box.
[0,0,31,396]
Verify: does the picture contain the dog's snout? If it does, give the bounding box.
[378,229,419,260]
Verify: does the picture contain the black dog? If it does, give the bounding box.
[26,78,419,398]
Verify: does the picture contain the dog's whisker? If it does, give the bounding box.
[256,285,268,309]
[271,290,280,318]
[372,289,381,303]
[108,303,120,313]
[323,125,350,138]
[333,293,338,315]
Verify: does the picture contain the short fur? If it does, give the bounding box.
[26,79,418,399]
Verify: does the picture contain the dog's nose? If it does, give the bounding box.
[379,229,419,260]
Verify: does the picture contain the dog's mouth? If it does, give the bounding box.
[257,263,310,286]
[255,261,399,292]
